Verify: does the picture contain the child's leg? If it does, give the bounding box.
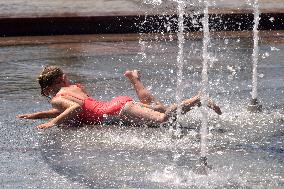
[120,102,167,126]
[124,70,156,104]
[124,70,166,112]
[119,97,221,127]
[165,95,222,116]
[207,98,222,115]
[165,95,201,117]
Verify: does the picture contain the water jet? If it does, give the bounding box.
[248,0,263,113]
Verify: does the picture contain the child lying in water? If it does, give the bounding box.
[17,66,222,129]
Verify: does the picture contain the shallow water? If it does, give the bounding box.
[0,34,283,188]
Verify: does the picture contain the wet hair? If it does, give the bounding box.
[37,66,63,96]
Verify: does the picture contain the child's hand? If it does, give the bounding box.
[36,122,55,129]
[17,114,34,119]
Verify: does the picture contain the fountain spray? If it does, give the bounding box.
[199,0,210,170]
[169,0,186,139]
[248,0,262,113]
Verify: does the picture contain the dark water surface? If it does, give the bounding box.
[0,34,283,188]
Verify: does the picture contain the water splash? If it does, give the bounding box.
[144,0,162,6]
[138,35,147,60]
[149,165,248,188]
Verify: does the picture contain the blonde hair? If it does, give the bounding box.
[37,66,63,95]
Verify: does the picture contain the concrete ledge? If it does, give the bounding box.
[0,12,283,37]
[1,30,283,47]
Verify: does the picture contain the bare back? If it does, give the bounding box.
[52,84,90,106]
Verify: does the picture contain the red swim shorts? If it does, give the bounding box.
[103,96,133,116]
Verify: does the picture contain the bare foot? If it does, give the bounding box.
[165,104,178,121]
[208,98,222,115]
[124,70,140,80]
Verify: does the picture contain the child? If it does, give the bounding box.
[17,66,221,129]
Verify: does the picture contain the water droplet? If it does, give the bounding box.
[224,39,229,45]
[258,73,264,78]
[269,17,275,22]
[271,46,280,51]
[228,75,233,80]
[262,52,270,59]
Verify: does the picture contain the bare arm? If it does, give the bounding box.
[17,109,61,119]
[36,97,82,129]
